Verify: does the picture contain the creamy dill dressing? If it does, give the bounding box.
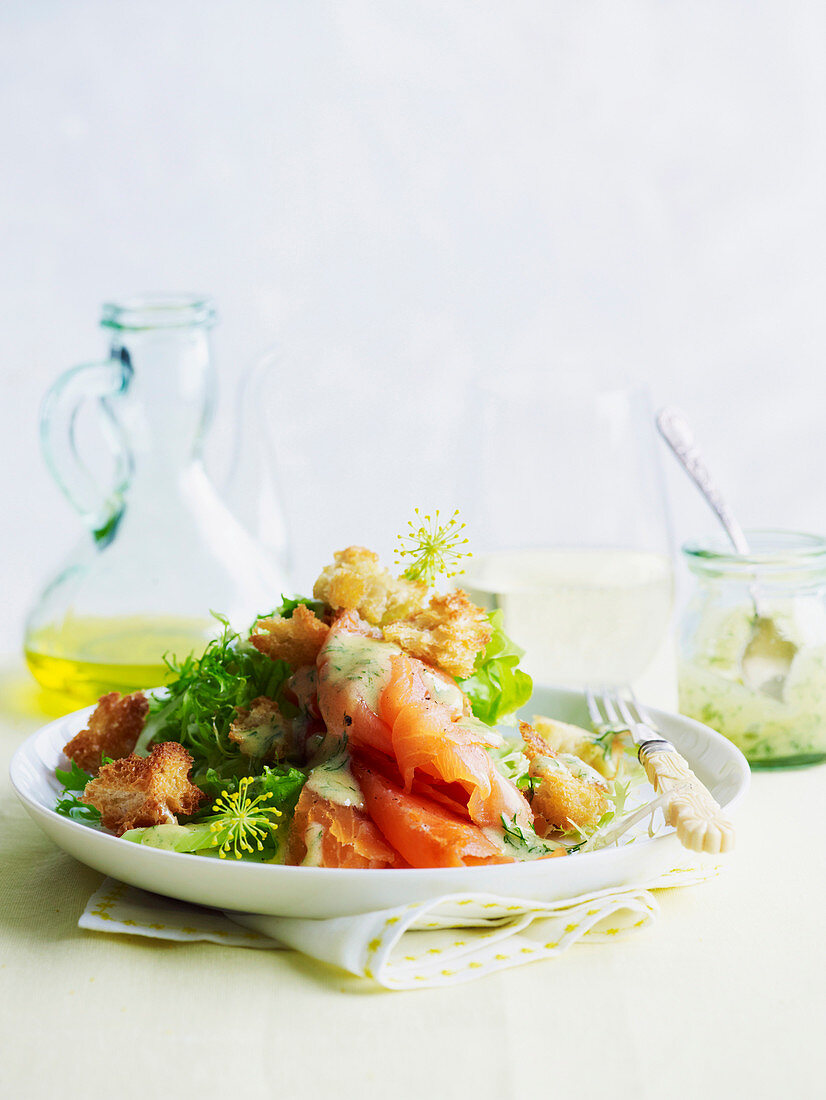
[321,629,473,722]
[678,532,826,767]
[301,823,325,867]
[418,666,467,716]
[321,632,401,712]
[305,754,365,809]
[481,822,563,860]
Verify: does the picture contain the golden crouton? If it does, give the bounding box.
[229,696,293,760]
[382,590,492,679]
[81,742,202,835]
[532,715,627,780]
[250,603,330,668]
[313,546,428,626]
[521,722,608,835]
[63,691,149,775]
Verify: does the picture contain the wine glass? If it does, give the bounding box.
[459,378,676,706]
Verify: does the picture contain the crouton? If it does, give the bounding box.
[532,714,627,780]
[81,742,202,835]
[520,722,608,835]
[229,696,293,760]
[382,590,492,679]
[63,691,149,775]
[313,546,428,626]
[250,603,330,668]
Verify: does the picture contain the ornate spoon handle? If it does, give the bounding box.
[656,407,750,555]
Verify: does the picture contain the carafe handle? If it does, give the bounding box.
[41,359,132,542]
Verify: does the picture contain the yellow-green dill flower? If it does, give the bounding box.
[395,508,471,586]
[209,776,283,860]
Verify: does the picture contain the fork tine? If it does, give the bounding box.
[585,686,603,728]
[614,692,637,729]
[599,686,621,726]
[627,686,653,726]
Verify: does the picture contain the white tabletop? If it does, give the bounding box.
[1,656,824,1099]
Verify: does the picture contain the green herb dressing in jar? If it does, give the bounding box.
[678,531,826,768]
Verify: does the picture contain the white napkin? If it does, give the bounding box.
[79,863,716,990]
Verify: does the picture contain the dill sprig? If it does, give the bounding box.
[395,508,471,586]
[499,814,563,859]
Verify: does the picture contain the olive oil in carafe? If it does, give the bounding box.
[24,615,216,703]
[24,294,289,705]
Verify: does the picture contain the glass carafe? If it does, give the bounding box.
[24,294,290,703]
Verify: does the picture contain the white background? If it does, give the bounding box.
[2,0,826,653]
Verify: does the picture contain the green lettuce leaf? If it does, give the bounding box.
[54,760,101,823]
[458,609,532,726]
[272,595,326,620]
[55,759,94,792]
[192,763,306,809]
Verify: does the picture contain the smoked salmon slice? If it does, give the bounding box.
[316,612,471,758]
[379,654,532,830]
[352,761,514,869]
[315,621,532,856]
[286,784,404,868]
[315,612,399,756]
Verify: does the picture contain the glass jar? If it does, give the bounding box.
[678,530,826,768]
[24,294,290,703]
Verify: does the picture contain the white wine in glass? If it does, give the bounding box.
[460,381,675,704]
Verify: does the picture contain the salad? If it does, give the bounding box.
[56,513,661,867]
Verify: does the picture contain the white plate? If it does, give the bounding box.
[10,686,749,918]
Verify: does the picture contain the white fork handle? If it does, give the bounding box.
[639,744,736,855]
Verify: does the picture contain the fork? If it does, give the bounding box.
[586,686,735,855]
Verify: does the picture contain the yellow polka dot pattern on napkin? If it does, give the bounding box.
[318,887,661,989]
[80,863,718,990]
[80,880,275,949]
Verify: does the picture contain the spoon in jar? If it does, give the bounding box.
[656,407,796,700]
